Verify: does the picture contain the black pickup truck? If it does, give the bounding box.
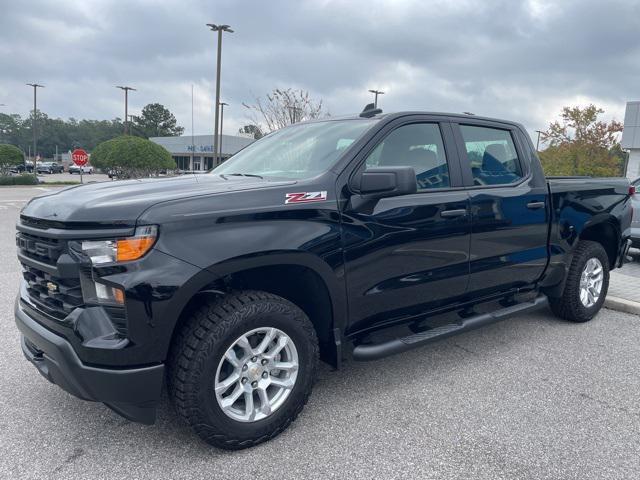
[15,107,633,449]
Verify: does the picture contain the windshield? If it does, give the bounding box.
[212,119,377,180]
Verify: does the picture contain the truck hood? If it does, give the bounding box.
[21,175,295,226]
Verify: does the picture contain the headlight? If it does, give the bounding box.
[82,225,158,265]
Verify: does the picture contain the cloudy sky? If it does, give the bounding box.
[1,0,639,139]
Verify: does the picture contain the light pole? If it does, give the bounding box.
[535,130,544,152]
[219,102,228,165]
[368,89,384,108]
[206,23,233,164]
[116,86,136,134]
[26,83,44,173]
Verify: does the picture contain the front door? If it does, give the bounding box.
[452,122,549,295]
[341,120,471,335]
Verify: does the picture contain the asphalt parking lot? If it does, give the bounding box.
[1,186,639,479]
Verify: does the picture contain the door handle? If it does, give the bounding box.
[526,201,545,210]
[440,209,467,218]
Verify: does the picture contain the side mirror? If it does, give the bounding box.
[351,166,417,198]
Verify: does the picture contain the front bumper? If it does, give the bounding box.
[15,297,164,424]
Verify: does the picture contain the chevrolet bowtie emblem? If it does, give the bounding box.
[46,281,58,293]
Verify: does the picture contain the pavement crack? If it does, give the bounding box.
[576,390,640,418]
[453,343,478,356]
[53,447,85,474]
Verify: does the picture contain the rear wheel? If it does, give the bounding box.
[549,240,609,322]
[168,290,318,449]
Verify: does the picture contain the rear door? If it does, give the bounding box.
[452,121,549,295]
[340,118,471,335]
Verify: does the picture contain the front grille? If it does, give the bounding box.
[16,232,62,265]
[17,221,128,335]
[22,265,83,319]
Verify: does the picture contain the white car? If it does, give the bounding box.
[68,164,94,174]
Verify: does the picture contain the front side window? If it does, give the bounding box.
[364,123,450,190]
[459,125,523,186]
[213,119,378,180]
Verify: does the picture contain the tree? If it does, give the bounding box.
[132,103,184,138]
[0,144,24,176]
[539,105,625,177]
[0,111,124,158]
[238,124,264,139]
[243,88,325,133]
[541,105,623,149]
[91,135,175,178]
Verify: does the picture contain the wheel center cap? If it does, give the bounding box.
[247,363,261,381]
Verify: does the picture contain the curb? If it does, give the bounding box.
[604,296,640,316]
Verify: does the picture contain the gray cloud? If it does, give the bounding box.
[1,0,639,140]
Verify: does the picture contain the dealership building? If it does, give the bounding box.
[150,134,255,172]
[621,101,640,180]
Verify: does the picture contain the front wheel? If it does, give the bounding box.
[168,290,319,449]
[549,240,610,322]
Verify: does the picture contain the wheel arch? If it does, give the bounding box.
[167,252,345,368]
[578,215,620,269]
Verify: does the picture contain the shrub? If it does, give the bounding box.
[0,144,25,176]
[91,135,175,178]
[0,174,39,186]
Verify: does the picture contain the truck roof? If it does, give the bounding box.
[308,111,525,129]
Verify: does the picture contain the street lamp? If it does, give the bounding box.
[206,23,233,163]
[26,83,44,173]
[219,102,228,165]
[535,130,544,151]
[368,89,385,108]
[116,86,136,134]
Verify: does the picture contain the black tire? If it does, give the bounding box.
[168,290,319,449]
[549,240,610,322]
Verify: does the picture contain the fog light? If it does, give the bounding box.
[95,282,125,305]
[79,268,125,306]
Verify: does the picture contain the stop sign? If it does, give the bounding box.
[72,148,88,167]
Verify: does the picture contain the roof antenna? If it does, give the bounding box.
[360,103,382,118]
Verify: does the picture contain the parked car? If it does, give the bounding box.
[107,168,128,179]
[14,108,633,450]
[10,164,33,174]
[68,164,94,174]
[36,162,64,174]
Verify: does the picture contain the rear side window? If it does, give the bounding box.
[365,123,450,190]
[459,125,522,186]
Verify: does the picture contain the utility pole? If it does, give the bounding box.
[26,83,44,174]
[206,23,233,164]
[219,102,228,165]
[535,130,544,152]
[116,86,136,134]
[368,89,384,108]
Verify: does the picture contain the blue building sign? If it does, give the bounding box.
[187,145,215,153]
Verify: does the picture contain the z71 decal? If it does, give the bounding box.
[285,191,328,204]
